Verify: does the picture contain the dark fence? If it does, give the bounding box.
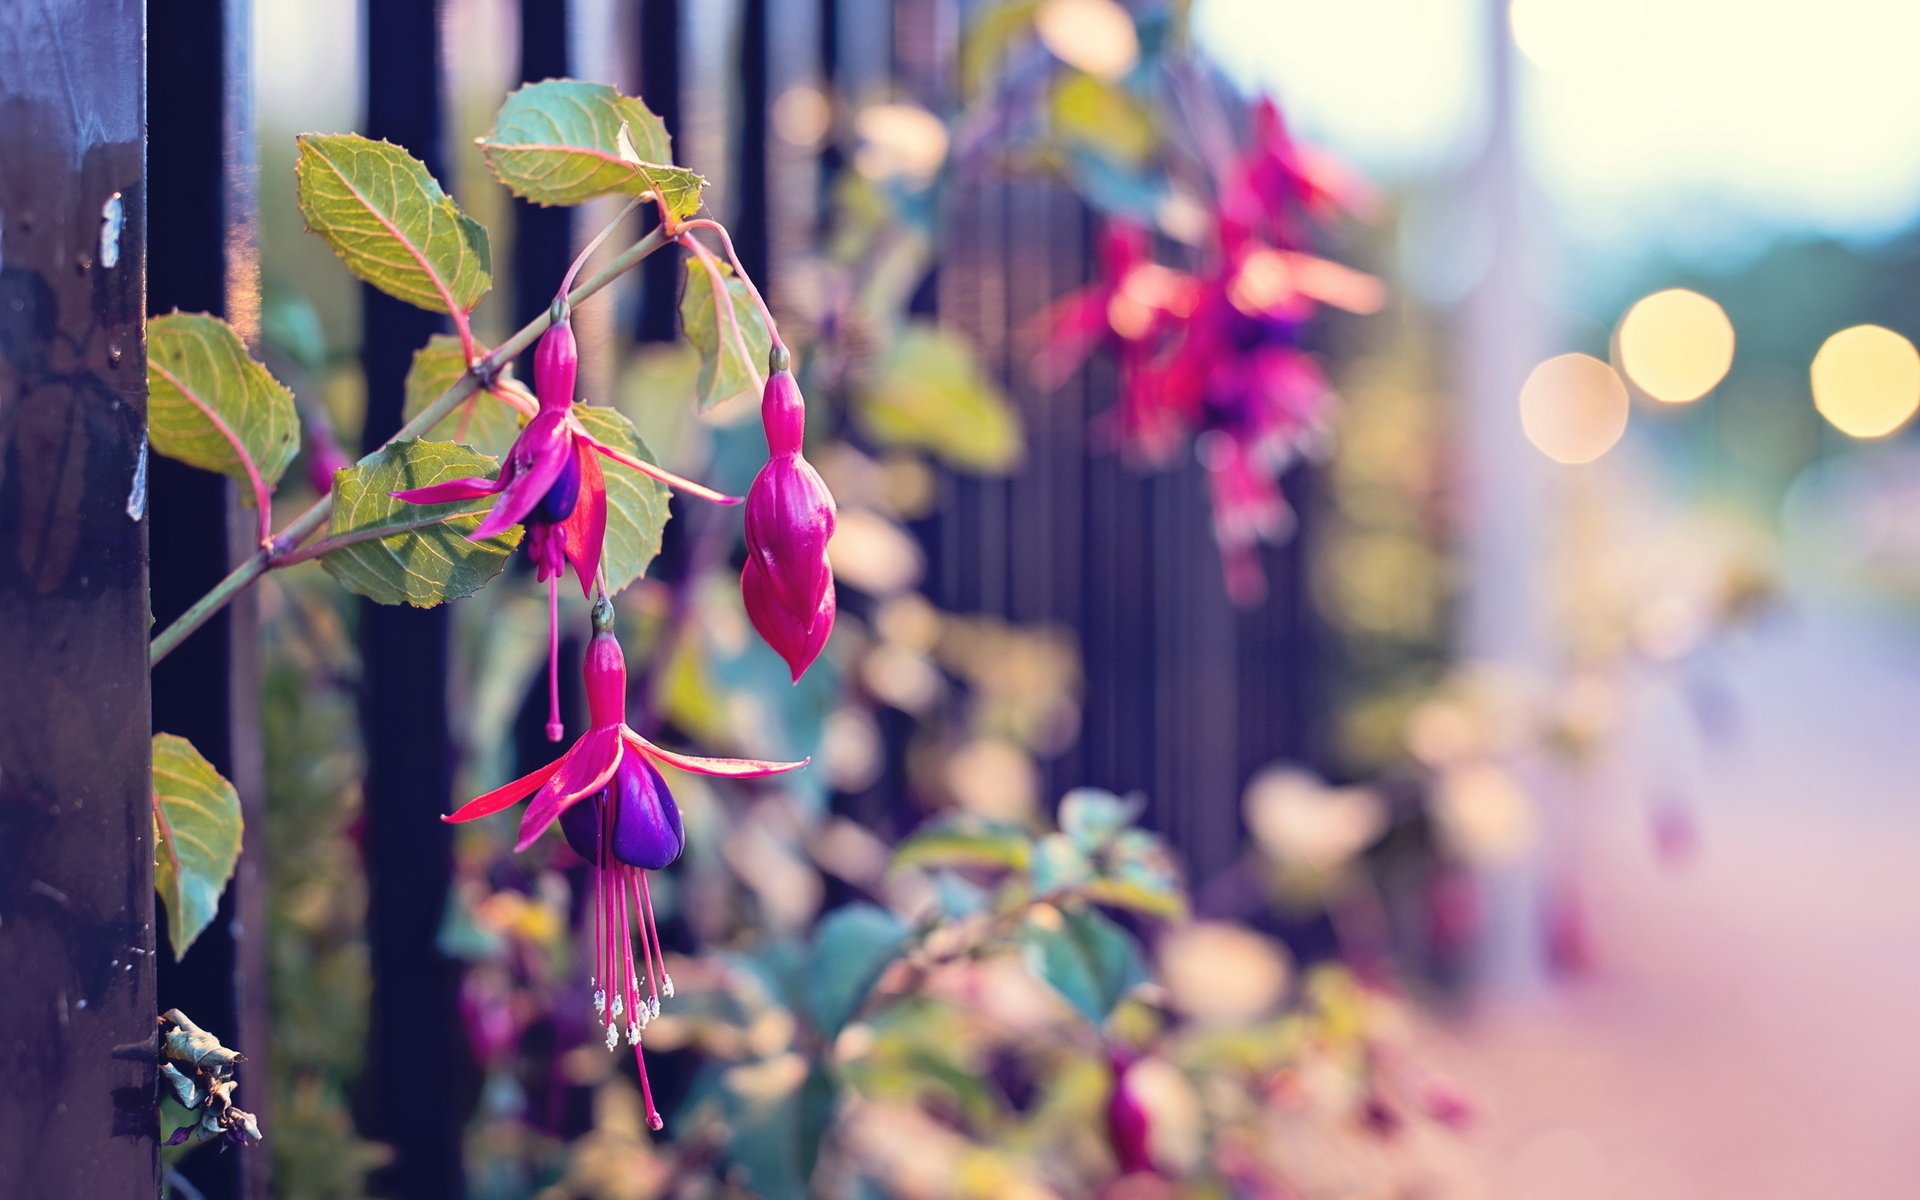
[0,0,1321,1194]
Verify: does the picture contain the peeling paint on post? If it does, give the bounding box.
[0,0,158,1194]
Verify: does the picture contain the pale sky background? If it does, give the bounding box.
[1193,0,1920,269]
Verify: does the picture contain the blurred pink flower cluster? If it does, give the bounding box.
[1036,99,1382,604]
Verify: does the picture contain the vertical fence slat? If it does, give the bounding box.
[358,0,470,1194]
[0,1,155,1194]
[146,0,269,1193]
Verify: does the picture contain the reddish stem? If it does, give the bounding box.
[679,232,766,395]
[678,218,785,356]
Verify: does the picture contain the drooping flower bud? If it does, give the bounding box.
[1105,1050,1155,1176]
[534,296,578,414]
[742,348,837,681]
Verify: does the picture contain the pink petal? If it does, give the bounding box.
[444,757,565,823]
[470,412,573,539]
[586,437,742,506]
[626,729,808,778]
[515,727,624,851]
[391,476,504,505]
[560,441,606,597]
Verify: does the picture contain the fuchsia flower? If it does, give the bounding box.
[393,299,740,738]
[741,346,837,681]
[444,596,807,1129]
[1106,1048,1156,1176]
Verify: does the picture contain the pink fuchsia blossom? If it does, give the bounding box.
[1105,1049,1156,1176]
[393,301,740,738]
[742,347,837,681]
[445,597,807,1130]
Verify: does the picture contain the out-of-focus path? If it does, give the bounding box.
[1433,584,1920,1199]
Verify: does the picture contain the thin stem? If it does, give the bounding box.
[149,224,675,666]
[678,219,784,354]
[148,358,275,545]
[267,510,467,568]
[561,195,646,298]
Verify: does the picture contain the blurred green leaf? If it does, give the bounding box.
[1058,788,1140,854]
[572,405,672,593]
[1051,72,1158,166]
[931,871,991,921]
[479,80,706,217]
[894,819,1032,872]
[295,133,491,313]
[807,903,909,1038]
[726,1063,836,1198]
[147,312,300,490]
[1080,877,1186,920]
[1030,833,1093,894]
[151,734,244,960]
[679,260,772,412]
[857,324,1021,473]
[1021,907,1146,1026]
[320,440,522,606]
[402,334,522,458]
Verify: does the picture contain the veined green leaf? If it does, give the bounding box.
[320,440,521,606]
[152,734,244,960]
[402,334,523,458]
[479,80,707,218]
[1021,906,1147,1026]
[295,133,492,313]
[858,323,1022,473]
[572,405,671,593]
[679,260,772,412]
[806,903,909,1039]
[147,313,299,489]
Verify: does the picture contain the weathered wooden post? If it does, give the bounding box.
[0,0,158,1195]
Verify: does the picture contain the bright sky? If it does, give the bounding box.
[1193,0,1920,250]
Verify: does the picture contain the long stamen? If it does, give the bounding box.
[630,869,662,1021]
[642,873,674,1001]
[621,868,643,1043]
[634,1043,664,1132]
[545,578,563,741]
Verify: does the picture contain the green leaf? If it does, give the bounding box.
[725,1063,836,1198]
[478,80,708,218]
[893,819,1032,873]
[1080,877,1187,920]
[806,903,909,1039]
[147,313,300,489]
[402,334,523,458]
[295,133,492,313]
[1021,906,1147,1026]
[679,260,773,412]
[151,734,244,960]
[1059,788,1141,854]
[1031,833,1094,894]
[858,324,1022,473]
[319,440,522,606]
[571,405,671,592]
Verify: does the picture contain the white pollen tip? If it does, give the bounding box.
[611,995,624,1019]
[662,975,676,1000]
[604,1025,619,1051]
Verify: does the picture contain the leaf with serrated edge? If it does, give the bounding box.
[573,405,670,592]
[679,260,772,411]
[152,734,244,960]
[479,80,707,217]
[147,313,300,488]
[321,440,522,606]
[295,133,491,313]
[403,334,523,458]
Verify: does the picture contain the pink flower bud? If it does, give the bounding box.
[1106,1051,1155,1176]
[534,303,578,415]
[741,362,836,681]
[583,610,627,728]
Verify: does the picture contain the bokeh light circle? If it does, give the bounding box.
[1810,324,1920,439]
[1519,353,1630,464]
[1618,288,1735,404]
